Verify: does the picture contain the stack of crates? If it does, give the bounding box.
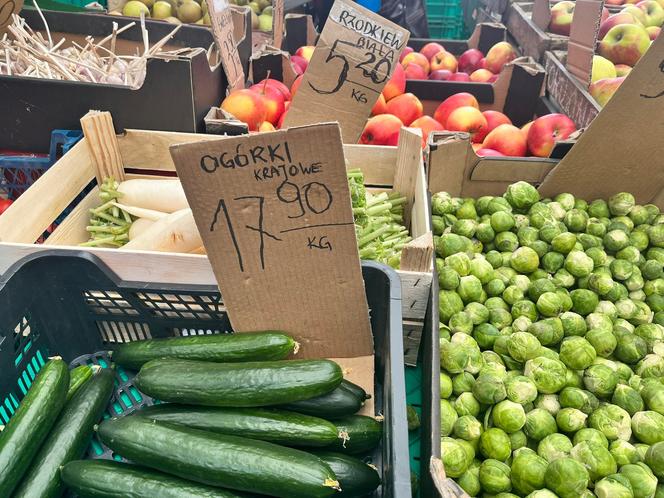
[426,0,466,39]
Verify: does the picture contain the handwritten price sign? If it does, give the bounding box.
[207,0,245,90]
[0,0,21,31]
[169,123,372,358]
[284,0,409,142]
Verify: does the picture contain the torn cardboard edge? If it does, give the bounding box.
[250,45,298,87]
[565,0,604,86]
[283,14,318,54]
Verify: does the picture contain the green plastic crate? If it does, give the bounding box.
[406,364,422,497]
[426,0,466,39]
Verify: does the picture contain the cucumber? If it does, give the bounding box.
[61,460,252,498]
[97,416,340,498]
[329,415,383,455]
[339,380,371,401]
[0,358,69,496]
[66,365,96,401]
[13,368,115,498]
[111,331,297,370]
[313,451,381,497]
[281,381,365,418]
[134,358,342,407]
[136,404,340,447]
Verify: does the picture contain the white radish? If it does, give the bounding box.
[111,202,168,221]
[122,209,201,253]
[117,179,188,213]
[129,218,155,241]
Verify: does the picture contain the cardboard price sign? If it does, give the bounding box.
[207,0,245,90]
[169,123,373,358]
[272,0,284,49]
[0,0,21,30]
[284,0,409,142]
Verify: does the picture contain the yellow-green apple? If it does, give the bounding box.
[591,55,617,83]
[521,121,533,140]
[647,25,661,38]
[383,63,406,101]
[404,63,428,80]
[290,75,303,97]
[371,94,388,116]
[485,42,517,73]
[433,92,479,126]
[589,76,625,106]
[360,114,404,146]
[599,12,641,40]
[399,46,414,62]
[473,110,512,143]
[637,0,664,26]
[402,52,430,74]
[295,45,315,62]
[249,83,286,125]
[482,124,527,156]
[221,89,267,131]
[475,148,505,157]
[429,69,453,80]
[420,42,446,61]
[290,55,308,74]
[624,5,648,24]
[470,69,495,82]
[599,24,650,65]
[549,1,575,36]
[615,64,633,76]
[445,106,488,141]
[458,48,484,73]
[431,51,458,72]
[526,113,576,157]
[385,93,424,126]
[448,72,471,81]
[409,116,445,148]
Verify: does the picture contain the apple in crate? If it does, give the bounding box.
[360,114,403,146]
[458,48,484,74]
[599,24,650,65]
[615,64,633,76]
[470,69,495,82]
[383,64,406,101]
[591,55,617,83]
[482,124,527,156]
[295,46,315,62]
[410,116,445,148]
[445,107,488,142]
[647,26,661,38]
[605,0,625,5]
[526,114,577,158]
[402,52,430,74]
[448,72,471,81]
[484,42,516,73]
[385,93,423,126]
[221,89,267,131]
[404,63,428,80]
[475,148,505,157]
[549,1,575,36]
[420,42,446,61]
[371,94,388,116]
[474,110,512,143]
[399,46,414,62]
[637,0,664,26]
[431,51,458,73]
[434,93,479,127]
[624,5,648,24]
[429,69,453,80]
[590,76,626,106]
[599,12,641,40]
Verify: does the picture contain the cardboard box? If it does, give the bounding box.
[0,9,251,153]
[504,1,568,60]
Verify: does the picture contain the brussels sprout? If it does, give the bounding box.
[541,252,564,274]
[610,439,640,466]
[456,464,481,496]
[492,400,526,433]
[560,311,588,336]
[528,279,556,302]
[616,298,638,320]
[449,312,473,335]
[612,384,645,415]
[518,226,541,246]
[440,372,453,399]
[616,361,636,382]
[490,308,513,330]
[474,322,501,349]
[535,292,563,317]
[589,199,611,218]
[604,230,631,253]
[506,375,539,405]
[609,192,636,216]
[564,209,589,232]
[454,392,481,417]
[559,337,596,370]
[586,328,618,358]
[620,463,658,498]
[557,407,588,433]
[570,440,617,482]
[524,408,558,441]
[452,218,478,238]
[432,192,457,216]
[632,301,653,325]
[511,450,548,495]
[486,278,506,297]
[528,318,564,346]
[510,246,540,274]
[574,427,609,449]
[615,334,649,364]
[594,474,635,498]
[473,375,507,404]
[439,290,465,323]
[512,300,539,321]
[589,404,632,441]
[584,364,619,398]
[440,399,458,436]
[635,443,650,461]
[438,267,461,291]
[437,233,469,258]
[476,222,496,244]
[588,272,615,296]
[503,285,525,305]
[553,268,576,288]
[634,324,664,353]
[440,437,472,478]
[479,427,511,461]
[537,433,573,462]
[490,210,515,233]
[570,289,599,316]
[506,182,540,210]
[645,441,664,479]
[456,200,478,220]
[452,372,476,396]
[525,489,559,498]
[495,233,519,253]
[480,459,512,494]
[632,410,664,445]
[565,251,595,278]
[480,361,507,379]
[453,415,483,442]
[535,394,561,416]
[544,457,590,498]
[611,259,634,280]
[636,354,664,378]
[512,316,533,333]
[470,257,494,283]
[505,332,540,363]
[642,382,664,415]
[465,302,490,325]
[510,430,528,451]
[560,387,600,415]
[457,275,483,304]
[525,357,568,394]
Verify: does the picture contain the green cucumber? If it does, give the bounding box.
[13,368,115,498]
[61,460,252,498]
[134,358,342,407]
[111,331,297,370]
[330,415,383,455]
[97,416,340,498]
[136,404,340,447]
[0,358,69,496]
[313,451,381,497]
[66,365,96,401]
[339,380,370,401]
[281,381,365,417]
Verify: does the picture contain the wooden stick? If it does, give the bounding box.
[32,0,53,49]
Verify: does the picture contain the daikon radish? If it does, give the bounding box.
[122,209,202,253]
[111,202,168,221]
[129,218,155,241]
[117,179,188,213]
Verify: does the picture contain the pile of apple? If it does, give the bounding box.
[547,2,610,36]
[590,6,661,106]
[397,40,517,83]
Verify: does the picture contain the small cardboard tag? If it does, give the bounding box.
[169,122,373,358]
[531,0,551,31]
[207,0,245,90]
[284,0,409,143]
[566,0,604,87]
[0,0,21,30]
[272,0,284,49]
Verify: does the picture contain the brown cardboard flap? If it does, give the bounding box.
[566,0,604,86]
[469,157,557,182]
[250,46,298,87]
[539,32,664,204]
[501,57,546,126]
[284,14,318,54]
[169,122,374,359]
[531,0,551,31]
[272,0,284,49]
[468,23,507,53]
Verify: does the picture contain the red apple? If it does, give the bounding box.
[410,116,445,148]
[260,78,292,101]
[599,12,641,40]
[482,124,527,156]
[399,46,414,62]
[599,23,650,65]
[476,148,505,157]
[448,72,471,81]
[360,114,404,146]
[429,69,453,80]
[221,89,267,131]
[549,1,575,36]
[385,92,424,126]
[605,0,625,5]
[485,42,517,73]
[477,58,487,69]
[295,46,315,62]
[590,76,625,106]
[527,113,577,157]
[372,94,388,116]
[445,106,489,141]
[431,51,458,72]
[647,25,661,39]
[404,62,428,80]
[290,55,308,74]
[521,121,533,140]
[249,84,286,126]
[470,69,495,82]
[602,7,610,22]
[420,42,446,61]
[458,48,484,74]
[473,110,512,143]
[383,63,406,100]
[402,52,431,74]
[433,92,480,127]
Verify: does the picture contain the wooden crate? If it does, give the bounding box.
[505,2,567,61]
[0,126,433,365]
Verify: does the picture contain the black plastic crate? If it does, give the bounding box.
[0,250,411,498]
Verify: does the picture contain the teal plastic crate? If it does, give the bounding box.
[426,0,466,39]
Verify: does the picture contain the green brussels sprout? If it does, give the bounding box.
[612,384,645,415]
[565,250,595,278]
[537,347,560,361]
[512,315,533,333]
[645,279,664,297]
[585,328,618,358]
[437,233,470,258]
[616,298,638,319]
[541,252,565,273]
[534,394,561,416]
[587,246,609,267]
[645,441,664,479]
[538,223,561,244]
[589,199,611,218]
[643,260,664,280]
[449,311,473,334]
[629,205,650,225]
[564,369,583,391]
[584,364,619,398]
[604,230,631,253]
[465,302,490,325]
[440,334,482,374]
[549,233,576,256]
[528,318,564,346]
[634,324,664,353]
[453,415,483,441]
[480,361,507,379]
[560,311,588,336]
[525,357,567,394]
[523,408,558,441]
[506,182,540,210]
[537,433,573,462]
[607,282,630,302]
[452,218,477,238]
[476,222,496,244]
[651,224,664,248]
[614,335,648,366]
[589,404,632,441]
[632,301,653,325]
[480,459,512,494]
[454,391,481,417]
[564,209,589,232]
[609,192,636,216]
[503,285,525,305]
[474,323,502,349]
[518,226,540,246]
[440,437,472,478]
[456,200,478,220]
[483,349,505,366]
[594,474,635,498]
[560,387,600,415]
[574,427,609,448]
[485,297,510,311]
[493,400,527,433]
[588,272,615,296]
[456,464,481,496]
[570,289,599,315]
[528,278,556,302]
[615,361,635,382]
[556,407,588,433]
[610,439,641,466]
[618,246,642,266]
[511,450,548,495]
[536,292,563,317]
[611,259,634,281]
[440,372,453,398]
[438,266,461,290]
[510,246,540,274]
[512,300,539,321]
[439,324,451,342]
[630,230,650,251]
[636,354,664,378]
[553,268,576,288]
[506,332,541,363]
[641,382,664,415]
[619,463,658,498]
[458,275,483,303]
[479,427,512,461]
[439,290,465,322]
[486,278,506,297]
[446,252,472,277]
[491,210,516,233]
[587,218,608,238]
[490,308,513,330]
[472,374,507,404]
[432,192,457,216]
[570,440,617,481]
[587,311,613,331]
[635,443,650,461]
[452,372,476,396]
[440,399,458,436]
[510,430,528,451]
[544,457,590,498]
[559,337,596,370]
[632,410,664,445]
[470,257,495,284]
[506,375,539,405]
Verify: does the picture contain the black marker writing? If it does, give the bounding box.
[307,235,332,251]
[641,59,664,99]
[210,198,244,271]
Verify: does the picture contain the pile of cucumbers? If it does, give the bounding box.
[0,331,383,498]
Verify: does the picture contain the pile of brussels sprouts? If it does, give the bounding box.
[433,182,664,498]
